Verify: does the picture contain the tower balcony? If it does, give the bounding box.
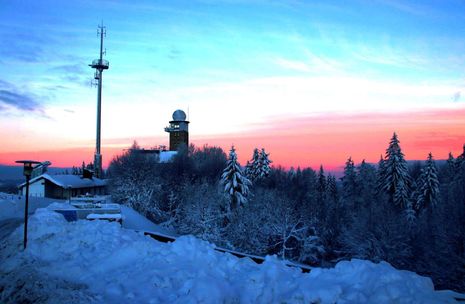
[89,59,109,70]
[165,125,178,132]
[165,122,188,132]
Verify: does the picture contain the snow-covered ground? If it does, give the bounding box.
[1,206,461,304]
[0,192,62,220]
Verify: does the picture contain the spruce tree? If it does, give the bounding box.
[376,155,386,193]
[221,146,251,211]
[246,148,261,181]
[444,152,456,182]
[415,153,440,210]
[326,174,338,204]
[382,132,412,209]
[315,165,328,225]
[357,160,377,209]
[317,165,326,195]
[447,152,455,171]
[244,160,253,180]
[456,144,465,167]
[258,148,272,178]
[341,157,357,208]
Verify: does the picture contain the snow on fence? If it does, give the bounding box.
[142,230,312,273]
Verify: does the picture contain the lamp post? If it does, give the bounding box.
[16,160,42,249]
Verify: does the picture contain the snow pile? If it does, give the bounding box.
[0,208,459,304]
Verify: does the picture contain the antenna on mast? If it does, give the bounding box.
[89,22,109,178]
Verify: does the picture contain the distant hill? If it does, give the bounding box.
[0,165,73,180]
[0,165,73,193]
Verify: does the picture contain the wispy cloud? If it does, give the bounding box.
[273,57,311,72]
[272,51,344,74]
[167,46,181,60]
[51,64,86,74]
[0,90,43,113]
[374,0,435,17]
[0,26,54,63]
[351,45,429,69]
[0,80,46,115]
[452,91,461,102]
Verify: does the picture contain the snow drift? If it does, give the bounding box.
[0,208,459,303]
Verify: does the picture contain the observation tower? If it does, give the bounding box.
[164,110,190,151]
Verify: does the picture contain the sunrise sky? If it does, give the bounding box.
[1,0,465,172]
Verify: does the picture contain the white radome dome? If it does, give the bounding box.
[172,109,187,121]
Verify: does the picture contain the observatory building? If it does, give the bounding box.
[130,109,189,161]
[165,109,189,151]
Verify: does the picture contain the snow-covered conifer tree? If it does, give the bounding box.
[376,155,386,193]
[447,152,455,170]
[317,165,326,194]
[356,160,377,210]
[404,201,416,225]
[442,152,457,183]
[246,148,260,181]
[382,133,412,209]
[455,144,465,167]
[221,146,252,211]
[415,153,439,210]
[244,160,252,180]
[316,165,327,220]
[245,148,272,180]
[341,157,357,208]
[326,174,338,204]
[258,148,272,178]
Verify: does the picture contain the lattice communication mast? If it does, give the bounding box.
[89,23,109,178]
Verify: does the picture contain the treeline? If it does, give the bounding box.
[108,135,465,292]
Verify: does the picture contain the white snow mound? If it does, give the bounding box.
[0,208,458,304]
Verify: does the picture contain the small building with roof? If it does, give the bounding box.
[18,172,107,199]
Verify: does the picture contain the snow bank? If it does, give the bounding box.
[0,208,459,304]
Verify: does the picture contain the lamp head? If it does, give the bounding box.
[15,160,42,177]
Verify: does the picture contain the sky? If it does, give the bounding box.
[1,0,465,172]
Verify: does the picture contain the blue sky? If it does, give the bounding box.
[1,0,465,167]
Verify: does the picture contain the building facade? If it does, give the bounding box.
[18,173,107,199]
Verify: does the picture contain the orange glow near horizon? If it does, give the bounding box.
[192,108,465,171]
[1,108,464,173]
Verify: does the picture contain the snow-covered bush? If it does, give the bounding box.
[176,182,227,245]
[107,142,162,218]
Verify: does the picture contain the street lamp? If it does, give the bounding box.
[16,160,42,249]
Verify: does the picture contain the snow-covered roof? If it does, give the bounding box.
[132,149,177,163]
[159,151,177,162]
[19,173,107,189]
